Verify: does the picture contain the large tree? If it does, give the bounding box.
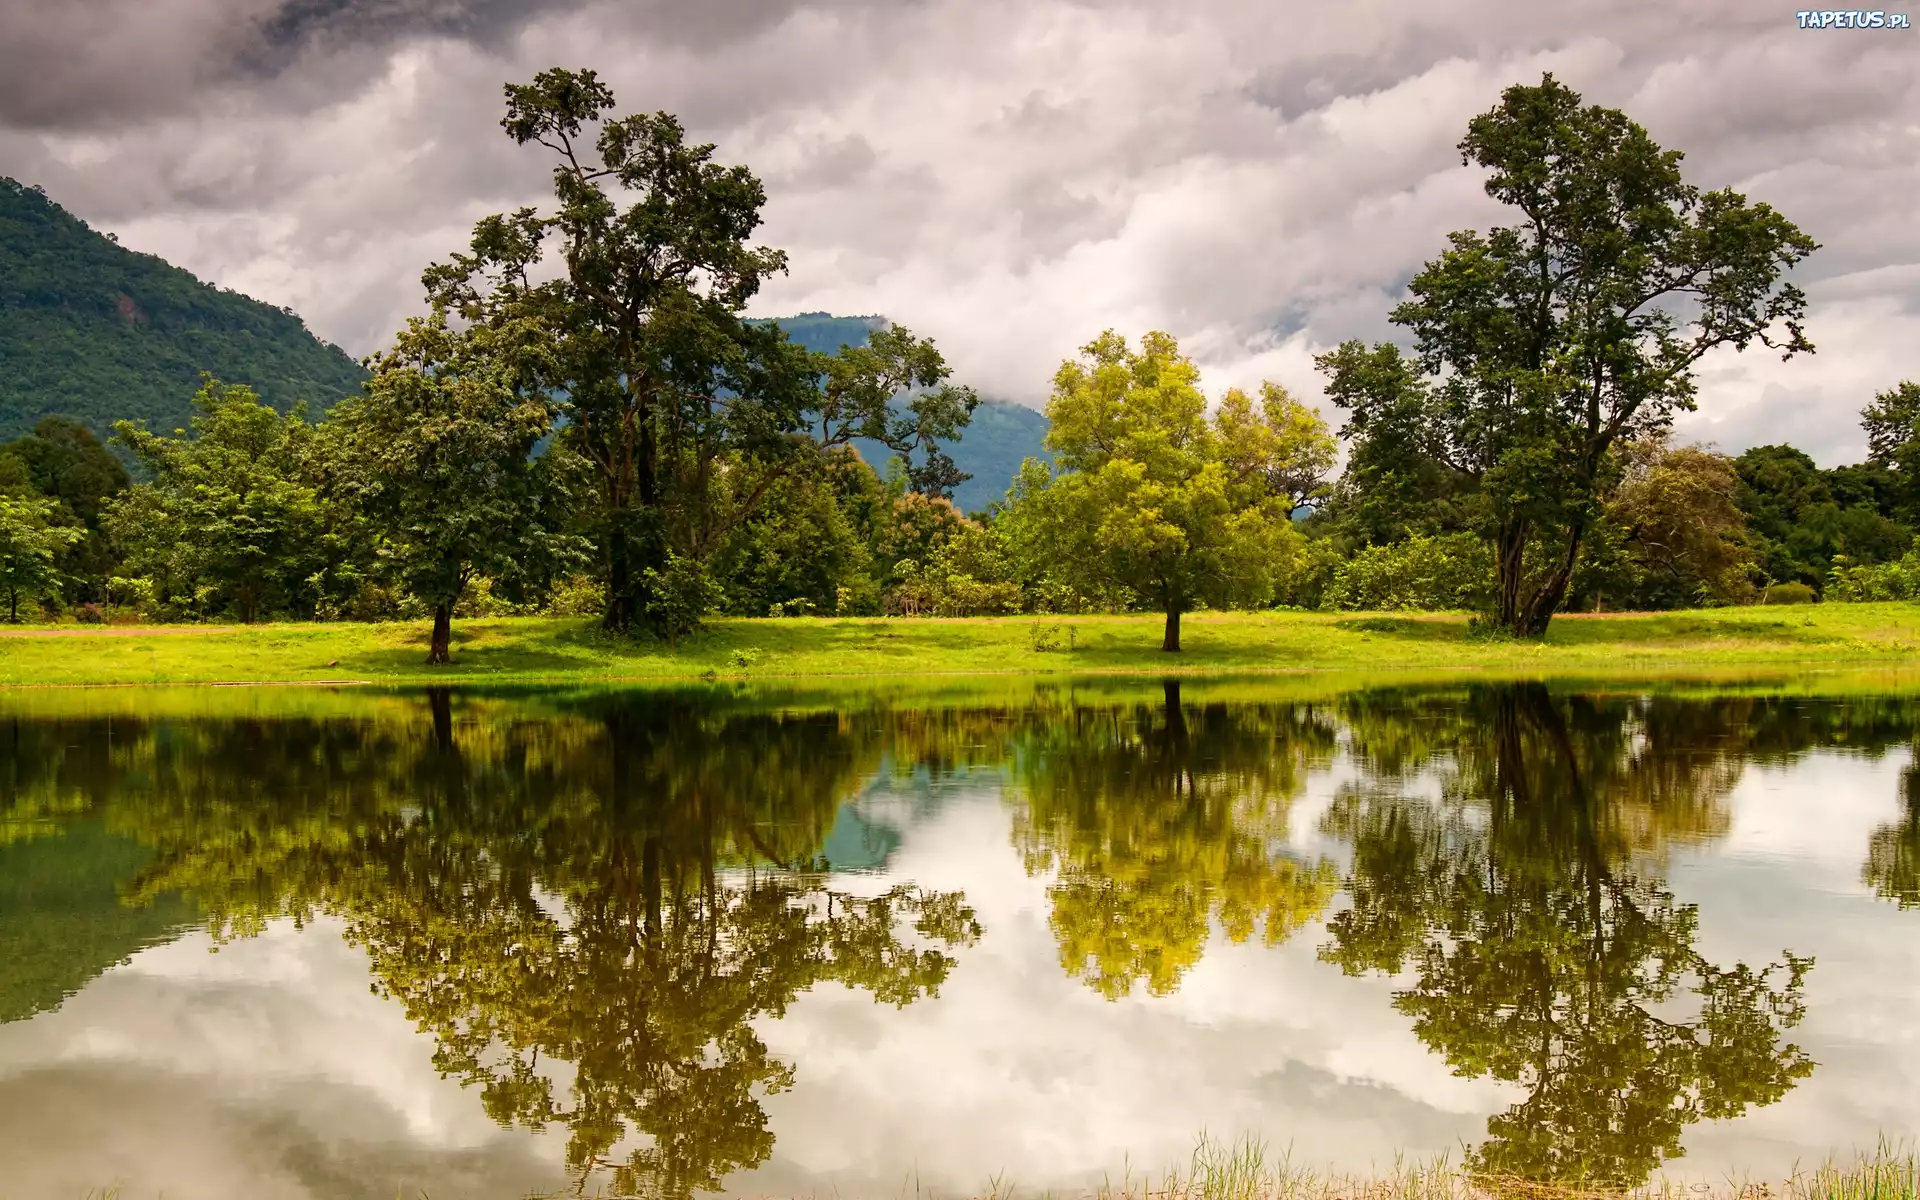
[1321,75,1816,635]
[330,314,586,663]
[1007,330,1302,651]
[422,68,974,636]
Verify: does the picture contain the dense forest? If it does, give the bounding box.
[4,70,1920,652]
[0,177,368,442]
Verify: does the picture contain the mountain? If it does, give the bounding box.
[762,312,1053,514]
[0,177,367,442]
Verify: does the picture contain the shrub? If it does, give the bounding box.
[545,573,603,617]
[1321,533,1493,612]
[1827,553,1920,602]
[1759,581,1817,605]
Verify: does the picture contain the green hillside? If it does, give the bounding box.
[0,177,367,442]
[762,312,1053,513]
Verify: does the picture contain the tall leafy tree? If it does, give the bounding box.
[1322,75,1817,635]
[421,68,973,636]
[330,314,586,663]
[1007,331,1301,651]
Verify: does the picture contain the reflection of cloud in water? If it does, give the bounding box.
[0,923,568,1199]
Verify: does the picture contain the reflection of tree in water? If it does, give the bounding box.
[1866,762,1920,908]
[13,692,978,1200]
[1014,681,1341,999]
[1323,685,1816,1186]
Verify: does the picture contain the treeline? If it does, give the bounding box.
[5,70,1919,651]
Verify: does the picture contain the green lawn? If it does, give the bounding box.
[6,604,1920,688]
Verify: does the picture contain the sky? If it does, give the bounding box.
[1,0,1915,464]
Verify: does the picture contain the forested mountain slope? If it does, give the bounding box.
[0,177,367,441]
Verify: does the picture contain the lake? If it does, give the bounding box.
[1,679,1916,1198]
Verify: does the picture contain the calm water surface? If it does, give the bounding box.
[1,681,1916,1198]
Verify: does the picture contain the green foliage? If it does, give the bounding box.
[421,70,974,637]
[1328,75,1817,635]
[1320,533,1492,612]
[106,378,358,622]
[1827,549,1920,602]
[0,177,365,443]
[1760,581,1817,605]
[1861,379,1920,522]
[330,314,587,661]
[1574,442,1760,611]
[1004,331,1305,650]
[1734,444,1910,591]
[0,491,82,621]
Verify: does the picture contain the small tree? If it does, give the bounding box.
[1323,75,1816,635]
[0,493,81,621]
[332,315,586,664]
[1007,331,1300,651]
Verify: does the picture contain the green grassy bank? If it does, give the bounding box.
[6,604,1920,688]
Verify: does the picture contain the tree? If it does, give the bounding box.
[0,493,80,621]
[1731,444,1910,592]
[1214,381,1338,517]
[1323,75,1817,635]
[1860,380,1920,521]
[1008,331,1301,651]
[421,67,973,637]
[108,378,354,622]
[1,417,129,607]
[331,314,586,663]
[1575,441,1758,610]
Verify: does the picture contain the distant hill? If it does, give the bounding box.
[762,312,1053,514]
[0,177,367,442]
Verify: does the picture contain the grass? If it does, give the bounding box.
[7,604,1920,689]
[66,1137,1920,1200]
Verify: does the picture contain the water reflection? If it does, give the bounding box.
[2,683,1917,1194]
[1322,685,1820,1184]
[2,692,981,1198]
[1012,681,1341,998]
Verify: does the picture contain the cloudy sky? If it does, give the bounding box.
[1,0,1915,462]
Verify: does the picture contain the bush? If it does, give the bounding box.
[545,573,603,617]
[1758,581,1817,605]
[1321,534,1493,612]
[1826,553,1920,602]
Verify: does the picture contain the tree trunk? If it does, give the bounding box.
[428,687,455,752]
[603,521,634,633]
[1162,606,1182,653]
[1518,522,1586,637]
[6,586,16,624]
[427,602,453,665]
[1494,518,1528,634]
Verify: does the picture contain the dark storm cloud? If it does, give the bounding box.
[0,0,1912,462]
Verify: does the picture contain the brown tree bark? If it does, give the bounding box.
[427,602,453,665]
[1162,606,1182,653]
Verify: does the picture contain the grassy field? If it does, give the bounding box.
[6,604,1920,688]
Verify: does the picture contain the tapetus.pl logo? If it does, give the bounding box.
[1795,9,1912,26]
